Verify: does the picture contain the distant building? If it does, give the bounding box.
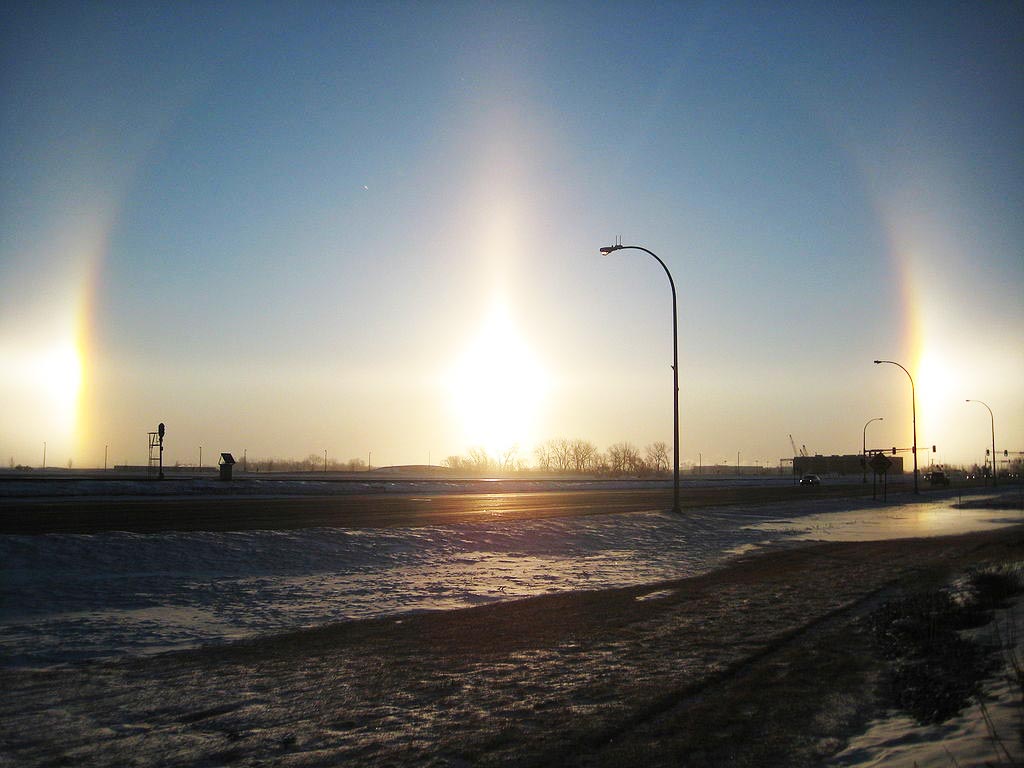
[794,454,905,476]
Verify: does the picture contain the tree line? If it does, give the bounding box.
[442,438,670,477]
[241,440,669,476]
[238,455,369,473]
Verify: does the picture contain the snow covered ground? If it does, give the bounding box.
[829,596,1024,768]
[1,490,1019,670]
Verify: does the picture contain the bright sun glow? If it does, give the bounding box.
[914,348,949,424]
[446,304,548,461]
[39,342,84,427]
[0,337,84,460]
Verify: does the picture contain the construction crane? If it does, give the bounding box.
[788,434,809,457]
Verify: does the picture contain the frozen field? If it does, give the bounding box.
[2,489,1019,670]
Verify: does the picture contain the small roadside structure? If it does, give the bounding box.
[219,453,236,481]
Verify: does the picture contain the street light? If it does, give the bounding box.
[862,416,883,483]
[874,360,918,494]
[966,399,997,487]
[600,243,680,513]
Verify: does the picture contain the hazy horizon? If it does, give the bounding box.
[2,3,1021,470]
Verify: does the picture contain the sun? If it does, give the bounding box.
[0,336,84,461]
[446,305,548,460]
[40,342,84,422]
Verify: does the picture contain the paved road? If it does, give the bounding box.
[0,482,909,534]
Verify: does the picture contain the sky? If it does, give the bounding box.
[1,1,1021,471]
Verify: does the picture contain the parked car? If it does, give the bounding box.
[927,470,951,487]
[799,474,821,486]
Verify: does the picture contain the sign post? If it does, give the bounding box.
[869,452,892,501]
[157,423,165,480]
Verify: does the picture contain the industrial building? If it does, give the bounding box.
[794,454,904,477]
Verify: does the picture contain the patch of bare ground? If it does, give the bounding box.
[3,527,1024,767]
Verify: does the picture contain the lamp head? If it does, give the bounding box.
[873,360,882,364]
[599,245,622,256]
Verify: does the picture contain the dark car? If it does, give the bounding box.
[927,470,951,487]
[799,474,821,486]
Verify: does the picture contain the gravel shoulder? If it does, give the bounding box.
[4,525,1023,767]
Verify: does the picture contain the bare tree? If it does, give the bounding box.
[552,438,572,472]
[534,442,552,472]
[498,444,519,472]
[645,441,669,474]
[608,442,644,476]
[467,446,491,473]
[607,443,627,475]
[443,455,466,471]
[570,439,598,473]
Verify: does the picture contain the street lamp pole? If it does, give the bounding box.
[600,244,680,513]
[862,417,883,483]
[966,399,996,487]
[874,360,918,494]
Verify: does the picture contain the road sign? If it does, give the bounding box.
[870,453,893,474]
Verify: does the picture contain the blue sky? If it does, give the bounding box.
[1,2,1021,469]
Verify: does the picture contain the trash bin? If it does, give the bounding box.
[219,453,236,481]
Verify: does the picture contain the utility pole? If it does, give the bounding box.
[599,243,681,513]
[874,360,918,494]
[966,400,997,488]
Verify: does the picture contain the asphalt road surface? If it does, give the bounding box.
[0,482,910,534]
